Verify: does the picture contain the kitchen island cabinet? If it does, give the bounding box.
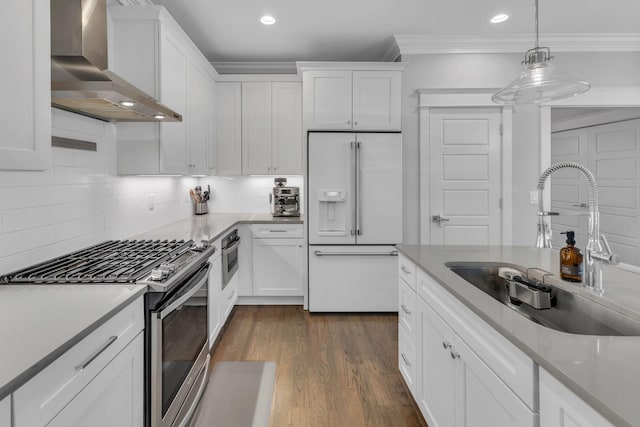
[0,0,51,170]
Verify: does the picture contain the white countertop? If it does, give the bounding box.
[0,284,146,401]
[132,212,303,242]
[396,245,640,427]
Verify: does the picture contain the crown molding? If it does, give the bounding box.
[379,38,401,62]
[296,61,407,75]
[212,62,298,75]
[394,33,640,55]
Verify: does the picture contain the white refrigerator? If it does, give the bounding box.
[307,132,402,312]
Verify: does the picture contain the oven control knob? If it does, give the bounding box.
[150,262,176,281]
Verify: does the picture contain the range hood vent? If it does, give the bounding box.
[51,0,182,123]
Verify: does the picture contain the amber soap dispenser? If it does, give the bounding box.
[560,231,583,282]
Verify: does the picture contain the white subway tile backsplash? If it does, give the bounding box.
[0,226,55,258]
[0,187,31,210]
[54,166,106,185]
[55,215,105,241]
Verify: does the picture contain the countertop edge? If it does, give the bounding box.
[0,286,147,401]
[396,245,632,427]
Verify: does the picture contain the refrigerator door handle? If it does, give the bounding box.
[356,141,363,236]
[314,250,399,257]
[351,141,357,237]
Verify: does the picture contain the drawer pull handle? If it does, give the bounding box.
[450,350,461,360]
[442,341,451,350]
[400,266,411,274]
[401,353,411,366]
[228,290,235,300]
[76,335,118,371]
[401,304,411,315]
[268,230,287,233]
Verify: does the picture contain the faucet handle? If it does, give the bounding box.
[591,234,620,265]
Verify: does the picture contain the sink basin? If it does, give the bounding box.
[446,262,640,336]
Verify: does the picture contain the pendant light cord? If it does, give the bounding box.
[534,0,539,48]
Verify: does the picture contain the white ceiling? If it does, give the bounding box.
[150,0,640,64]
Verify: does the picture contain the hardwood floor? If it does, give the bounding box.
[210,306,426,427]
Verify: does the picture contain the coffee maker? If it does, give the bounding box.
[270,178,300,217]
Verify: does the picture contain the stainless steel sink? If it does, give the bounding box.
[446,262,640,336]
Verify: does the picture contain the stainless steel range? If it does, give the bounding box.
[0,239,215,427]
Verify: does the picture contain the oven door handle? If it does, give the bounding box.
[222,237,241,254]
[156,265,209,320]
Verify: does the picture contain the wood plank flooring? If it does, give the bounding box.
[209,306,426,427]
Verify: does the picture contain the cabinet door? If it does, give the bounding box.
[0,0,50,170]
[46,333,144,427]
[417,298,456,427]
[242,82,272,175]
[216,82,242,175]
[271,82,302,175]
[540,368,614,427]
[352,71,402,131]
[189,60,213,175]
[159,28,189,174]
[253,238,304,296]
[303,70,352,130]
[208,254,222,349]
[0,395,9,427]
[221,272,238,324]
[454,337,536,427]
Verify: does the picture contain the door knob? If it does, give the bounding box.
[432,215,451,224]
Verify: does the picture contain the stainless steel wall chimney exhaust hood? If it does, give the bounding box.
[51,0,182,122]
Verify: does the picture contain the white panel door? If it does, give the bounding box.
[215,82,242,176]
[303,71,352,130]
[46,334,143,427]
[417,298,456,427]
[356,133,403,244]
[550,128,589,248]
[159,29,188,174]
[188,60,212,175]
[242,82,272,175]
[454,337,536,427]
[352,71,401,131]
[0,0,50,170]
[271,82,302,175]
[429,108,502,245]
[308,133,356,245]
[253,238,304,296]
[589,119,640,266]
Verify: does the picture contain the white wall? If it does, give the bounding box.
[198,175,303,214]
[400,51,640,245]
[0,109,196,276]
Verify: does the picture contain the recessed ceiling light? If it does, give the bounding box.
[490,14,509,23]
[260,15,276,25]
[119,101,135,107]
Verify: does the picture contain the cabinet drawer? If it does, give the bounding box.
[417,269,536,410]
[399,278,417,344]
[14,297,144,427]
[398,253,416,290]
[251,223,303,238]
[398,327,417,394]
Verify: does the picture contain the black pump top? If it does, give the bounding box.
[561,231,576,245]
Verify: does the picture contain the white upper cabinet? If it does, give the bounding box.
[215,82,242,176]
[242,81,302,175]
[111,6,217,175]
[301,64,403,131]
[0,0,51,170]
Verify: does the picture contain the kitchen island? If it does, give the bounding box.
[397,245,640,427]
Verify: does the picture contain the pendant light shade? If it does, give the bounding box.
[492,0,591,104]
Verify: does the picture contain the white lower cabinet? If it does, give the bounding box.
[14,297,144,427]
[540,368,614,427]
[399,257,537,427]
[46,333,143,427]
[0,395,9,427]
[221,272,239,324]
[252,238,304,296]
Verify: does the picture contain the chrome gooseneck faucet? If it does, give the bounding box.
[536,162,619,293]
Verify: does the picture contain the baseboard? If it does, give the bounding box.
[236,296,304,305]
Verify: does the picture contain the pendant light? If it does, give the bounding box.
[492,0,590,104]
